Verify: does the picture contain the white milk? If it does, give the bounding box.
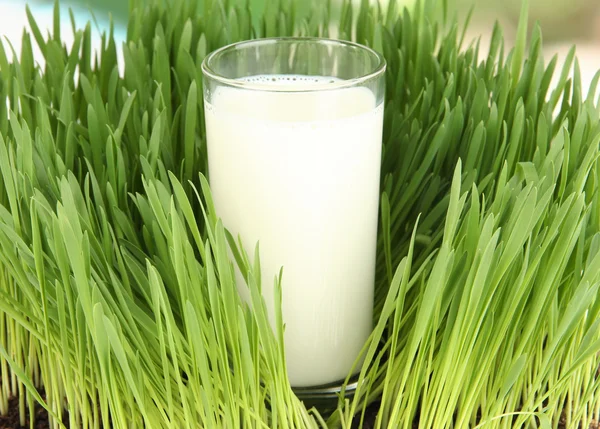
[204,75,384,387]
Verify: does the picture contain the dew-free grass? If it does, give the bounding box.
[0,0,599,428]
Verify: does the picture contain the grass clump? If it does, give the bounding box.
[0,0,599,428]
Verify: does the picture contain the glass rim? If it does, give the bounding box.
[201,37,387,93]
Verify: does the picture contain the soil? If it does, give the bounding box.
[350,401,381,429]
[0,396,51,429]
[0,389,70,429]
[0,395,597,428]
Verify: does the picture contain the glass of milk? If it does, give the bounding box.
[201,38,386,391]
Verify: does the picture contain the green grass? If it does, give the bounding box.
[34,0,129,24]
[0,0,599,428]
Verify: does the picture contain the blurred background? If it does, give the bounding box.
[2,0,600,95]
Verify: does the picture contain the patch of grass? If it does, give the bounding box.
[0,0,598,428]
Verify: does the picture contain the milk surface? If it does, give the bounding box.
[204,75,384,386]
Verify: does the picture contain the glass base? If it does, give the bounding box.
[293,378,358,416]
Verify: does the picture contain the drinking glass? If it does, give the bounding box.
[201,37,386,395]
